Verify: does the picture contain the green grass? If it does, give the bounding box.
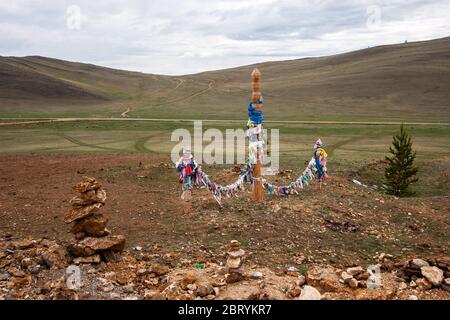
[0,120,449,196]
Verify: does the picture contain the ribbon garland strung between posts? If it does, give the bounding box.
[175,68,328,206]
[176,146,328,207]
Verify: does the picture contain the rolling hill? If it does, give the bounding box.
[1,36,449,121]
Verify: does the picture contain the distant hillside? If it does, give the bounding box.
[1,36,450,121]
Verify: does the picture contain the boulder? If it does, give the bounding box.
[420,266,444,286]
[68,235,125,257]
[298,285,321,300]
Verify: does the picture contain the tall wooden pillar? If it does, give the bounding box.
[251,68,264,202]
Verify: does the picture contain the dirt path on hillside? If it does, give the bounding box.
[120,107,131,117]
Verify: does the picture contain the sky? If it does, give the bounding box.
[1,0,449,75]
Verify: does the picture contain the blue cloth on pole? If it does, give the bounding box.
[315,155,323,178]
[247,102,264,125]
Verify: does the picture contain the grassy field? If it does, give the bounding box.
[1,120,449,197]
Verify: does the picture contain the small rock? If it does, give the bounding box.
[287,266,298,273]
[409,280,417,288]
[251,271,263,279]
[102,283,115,292]
[287,285,302,298]
[196,284,214,297]
[151,264,170,276]
[420,266,444,286]
[298,285,321,300]
[306,266,341,292]
[116,272,131,285]
[226,257,242,269]
[347,266,364,276]
[341,271,353,283]
[410,258,429,269]
[416,278,432,290]
[13,239,36,250]
[355,271,370,281]
[122,284,135,293]
[144,290,165,300]
[101,250,122,263]
[398,282,407,290]
[40,245,67,269]
[225,272,243,284]
[409,295,418,300]
[187,283,197,291]
[295,275,306,286]
[348,278,359,289]
[444,278,450,286]
[73,255,102,265]
[137,269,149,276]
[21,258,33,269]
[0,273,10,281]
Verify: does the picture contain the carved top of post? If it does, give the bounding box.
[251,68,262,110]
[252,68,261,81]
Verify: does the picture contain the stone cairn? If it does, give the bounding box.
[225,240,246,283]
[64,176,126,263]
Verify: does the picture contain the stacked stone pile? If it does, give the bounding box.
[64,177,125,263]
[225,240,245,284]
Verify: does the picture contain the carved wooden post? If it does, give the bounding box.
[251,68,264,202]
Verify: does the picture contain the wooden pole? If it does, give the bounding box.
[251,68,264,202]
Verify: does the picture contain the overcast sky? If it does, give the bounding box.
[1,0,449,75]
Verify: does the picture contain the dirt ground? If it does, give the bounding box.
[0,154,448,272]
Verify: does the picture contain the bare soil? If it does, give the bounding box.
[0,154,448,271]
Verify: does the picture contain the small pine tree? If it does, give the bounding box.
[384,124,418,196]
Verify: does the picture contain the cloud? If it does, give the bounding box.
[0,0,449,75]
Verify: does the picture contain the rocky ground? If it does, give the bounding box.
[0,154,449,300]
[0,236,448,300]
